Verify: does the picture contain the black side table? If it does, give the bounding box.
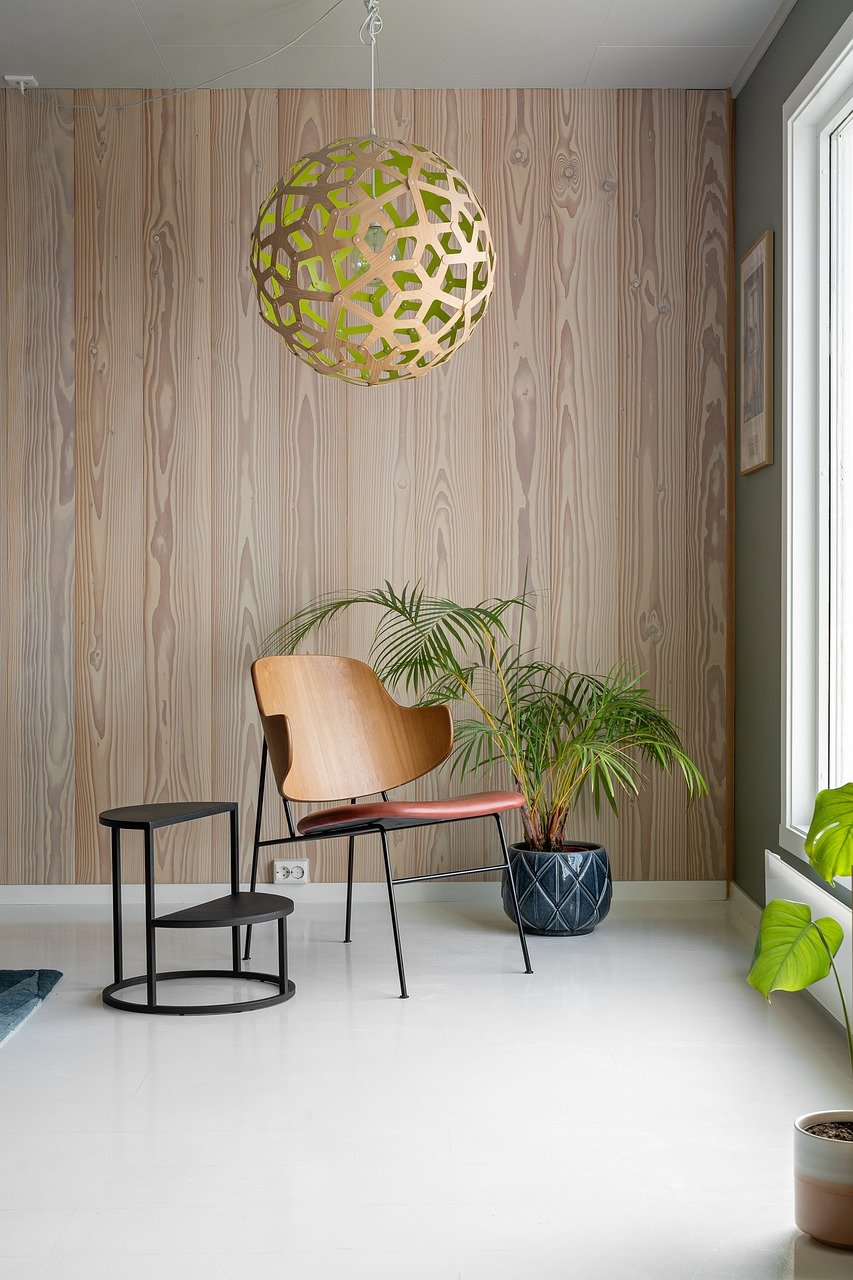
[99,801,296,1015]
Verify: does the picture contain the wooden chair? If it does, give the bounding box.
[244,655,533,997]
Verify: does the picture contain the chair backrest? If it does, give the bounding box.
[251,655,453,802]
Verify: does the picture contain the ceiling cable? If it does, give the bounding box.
[14,0,351,112]
[358,0,382,136]
[131,0,176,90]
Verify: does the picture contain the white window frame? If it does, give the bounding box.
[782,12,853,861]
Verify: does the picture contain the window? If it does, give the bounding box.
[829,111,853,790]
[783,14,853,874]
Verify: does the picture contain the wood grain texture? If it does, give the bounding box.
[0,88,732,885]
[142,91,213,881]
[548,89,625,861]
[74,91,145,884]
[210,89,280,883]
[335,89,417,881]
[253,655,453,801]
[482,91,553,646]
[402,89,490,878]
[274,89,351,881]
[410,91,485,605]
[4,92,76,884]
[616,90,688,880]
[684,91,731,881]
[549,91,620,674]
[340,89,492,881]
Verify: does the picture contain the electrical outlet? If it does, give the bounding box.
[273,858,309,885]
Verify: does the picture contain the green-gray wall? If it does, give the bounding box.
[735,0,853,904]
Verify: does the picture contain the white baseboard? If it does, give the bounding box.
[2,879,728,906]
[729,882,763,931]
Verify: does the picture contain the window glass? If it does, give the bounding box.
[830,110,853,787]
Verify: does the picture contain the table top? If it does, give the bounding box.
[99,801,237,830]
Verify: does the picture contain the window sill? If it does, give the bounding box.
[779,823,806,860]
[778,826,852,899]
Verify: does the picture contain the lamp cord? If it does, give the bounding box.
[12,0,351,112]
[358,0,383,137]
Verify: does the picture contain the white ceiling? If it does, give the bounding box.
[0,0,785,90]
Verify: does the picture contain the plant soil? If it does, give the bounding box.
[804,1121,853,1141]
[517,843,595,854]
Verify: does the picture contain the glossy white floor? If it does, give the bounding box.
[1,894,852,1279]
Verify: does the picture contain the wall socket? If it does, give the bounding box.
[273,858,309,884]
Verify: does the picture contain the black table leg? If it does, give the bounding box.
[243,741,267,962]
[278,917,287,994]
[143,826,157,1009]
[111,827,123,983]
[229,806,241,975]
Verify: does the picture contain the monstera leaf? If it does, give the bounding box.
[805,783,853,883]
[748,899,843,999]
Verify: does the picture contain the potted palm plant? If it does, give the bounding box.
[266,583,707,935]
[749,783,853,1249]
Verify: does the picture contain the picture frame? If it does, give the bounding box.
[739,230,774,474]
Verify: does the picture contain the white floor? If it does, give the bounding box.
[1,894,852,1279]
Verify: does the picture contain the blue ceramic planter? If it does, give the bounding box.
[502,843,613,936]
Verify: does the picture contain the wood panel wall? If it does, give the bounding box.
[0,87,732,885]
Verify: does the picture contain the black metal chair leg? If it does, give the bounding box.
[344,834,355,943]
[495,814,533,975]
[244,739,268,962]
[380,830,408,998]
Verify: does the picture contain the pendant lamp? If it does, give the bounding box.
[249,0,496,386]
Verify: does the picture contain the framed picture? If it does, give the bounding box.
[739,231,774,474]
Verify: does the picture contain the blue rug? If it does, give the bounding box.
[0,969,62,1047]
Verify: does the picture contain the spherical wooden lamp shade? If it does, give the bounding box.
[249,135,496,385]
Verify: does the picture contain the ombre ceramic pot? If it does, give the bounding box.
[794,1111,853,1249]
[502,843,612,936]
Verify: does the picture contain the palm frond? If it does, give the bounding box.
[265,582,707,850]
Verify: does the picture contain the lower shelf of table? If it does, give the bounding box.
[102,968,295,1016]
[153,891,294,929]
